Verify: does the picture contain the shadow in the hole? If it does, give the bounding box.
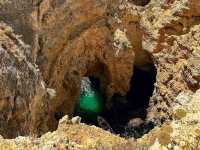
[102,65,157,138]
[73,65,157,138]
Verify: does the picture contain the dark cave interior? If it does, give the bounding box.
[74,64,157,138]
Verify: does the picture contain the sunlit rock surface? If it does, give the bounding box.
[0,0,199,149]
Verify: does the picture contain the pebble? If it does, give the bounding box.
[128,118,144,128]
[71,116,81,124]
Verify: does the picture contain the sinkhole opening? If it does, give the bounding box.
[73,64,157,139]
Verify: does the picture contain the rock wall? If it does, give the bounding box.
[0,1,199,148]
[0,23,49,138]
[0,0,39,61]
[143,0,200,124]
[0,115,126,149]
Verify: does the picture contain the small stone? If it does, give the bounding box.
[58,115,71,127]
[47,88,56,99]
[71,116,81,124]
[128,118,144,128]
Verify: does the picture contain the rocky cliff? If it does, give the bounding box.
[0,0,200,149]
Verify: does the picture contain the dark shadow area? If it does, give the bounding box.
[101,65,157,138]
[73,64,157,138]
[130,0,151,6]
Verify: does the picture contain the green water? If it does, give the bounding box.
[74,77,104,124]
[79,91,103,114]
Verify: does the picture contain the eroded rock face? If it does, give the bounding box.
[35,0,156,131]
[141,0,200,53]
[0,0,153,136]
[35,0,140,130]
[0,23,49,138]
[145,4,200,124]
[0,115,125,149]
[0,0,200,147]
[135,89,200,149]
[0,0,151,138]
[0,0,39,61]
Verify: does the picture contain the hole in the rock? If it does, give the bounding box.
[130,0,151,6]
[74,76,105,125]
[103,65,157,138]
[73,64,157,139]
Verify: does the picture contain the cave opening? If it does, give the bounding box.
[74,76,105,125]
[102,65,157,138]
[73,64,157,138]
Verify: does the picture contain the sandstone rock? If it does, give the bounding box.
[137,90,200,149]
[0,0,153,133]
[71,116,81,124]
[0,115,125,150]
[147,24,200,124]
[0,0,39,61]
[141,0,200,53]
[0,0,200,149]
[0,23,50,138]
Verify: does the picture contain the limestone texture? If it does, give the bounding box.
[0,0,200,149]
[0,22,50,138]
[0,115,125,150]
